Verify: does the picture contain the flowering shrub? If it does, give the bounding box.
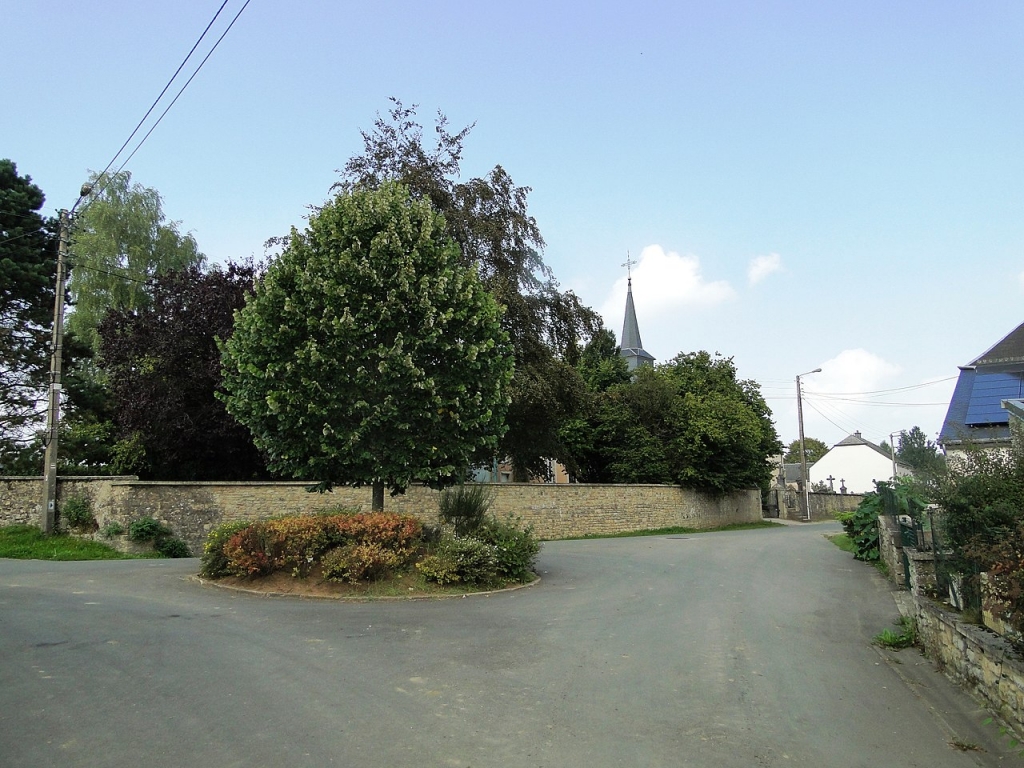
[476,515,540,582]
[417,532,498,585]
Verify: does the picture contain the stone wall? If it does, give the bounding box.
[0,477,762,554]
[808,492,863,521]
[772,488,864,521]
[878,515,903,584]
[913,595,1024,738]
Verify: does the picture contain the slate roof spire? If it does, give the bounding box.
[619,253,655,371]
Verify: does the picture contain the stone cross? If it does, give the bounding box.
[826,475,835,492]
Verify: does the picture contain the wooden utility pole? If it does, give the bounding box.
[40,209,70,533]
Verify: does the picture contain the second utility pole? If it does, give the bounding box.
[40,209,70,534]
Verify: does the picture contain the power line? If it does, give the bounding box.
[808,396,950,407]
[85,0,251,205]
[0,228,49,247]
[90,0,232,200]
[106,0,253,183]
[64,258,151,286]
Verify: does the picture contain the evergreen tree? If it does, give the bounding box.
[0,159,56,467]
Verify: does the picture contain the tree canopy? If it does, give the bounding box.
[98,263,266,480]
[563,351,782,494]
[336,100,600,479]
[783,437,830,465]
[0,159,56,467]
[67,171,205,352]
[220,183,514,507]
[896,426,945,480]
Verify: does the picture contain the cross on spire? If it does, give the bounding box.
[621,252,636,282]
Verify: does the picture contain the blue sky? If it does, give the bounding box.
[5,1,1023,449]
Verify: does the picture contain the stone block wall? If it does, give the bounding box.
[913,595,1024,738]
[878,515,903,585]
[807,492,863,521]
[0,477,762,554]
[774,490,864,522]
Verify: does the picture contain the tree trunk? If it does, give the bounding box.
[371,480,384,511]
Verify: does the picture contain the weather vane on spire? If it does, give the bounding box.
[622,251,636,282]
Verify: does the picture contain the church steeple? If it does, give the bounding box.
[619,254,655,371]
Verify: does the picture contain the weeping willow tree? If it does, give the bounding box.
[67,171,204,353]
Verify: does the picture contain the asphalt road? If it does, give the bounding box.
[0,522,1015,767]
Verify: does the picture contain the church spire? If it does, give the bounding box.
[619,253,655,371]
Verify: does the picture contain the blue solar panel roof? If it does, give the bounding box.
[964,372,1024,426]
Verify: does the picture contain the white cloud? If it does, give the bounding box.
[812,349,902,396]
[792,349,904,445]
[598,244,735,331]
[747,253,782,285]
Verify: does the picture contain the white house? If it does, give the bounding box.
[808,432,912,495]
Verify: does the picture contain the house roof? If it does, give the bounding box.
[971,321,1024,366]
[831,431,911,469]
[939,322,1024,447]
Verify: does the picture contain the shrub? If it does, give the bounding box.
[128,517,172,542]
[476,515,540,582]
[155,536,191,558]
[329,512,422,550]
[264,515,336,577]
[209,511,424,581]
[837,487,886,561]
[964,520,1024,644]
[101,522,125,539]
[438,484,494,536]
[932,444,1024,615]
[321,542,406,583]
[200,520,254,578]
[223,522,277,577]
[61,496,96,532]
[417,533,498,585]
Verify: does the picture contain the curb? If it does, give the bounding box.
[188,573,541,602]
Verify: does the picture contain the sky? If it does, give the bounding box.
[4,0,1024,450]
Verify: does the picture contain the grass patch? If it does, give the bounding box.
[0,524,153,561]
[873,616,918,650]
[552,520,781,541]
[827,533,856,554]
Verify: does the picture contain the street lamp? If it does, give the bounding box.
[796,367,821,522]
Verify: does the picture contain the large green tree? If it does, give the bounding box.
[67,171,205,352]
[221,183,514,508]
[565,351,782,494]
[783,437,830,464]
[98,263,266,480]
[336,100,600,479]
[0,159,56,468]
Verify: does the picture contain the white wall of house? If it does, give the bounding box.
[808,445,910,494]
